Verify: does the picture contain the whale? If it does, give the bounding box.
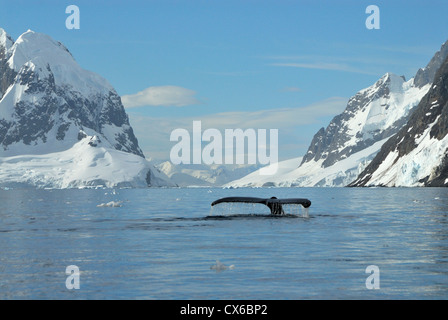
[211,196,311,215]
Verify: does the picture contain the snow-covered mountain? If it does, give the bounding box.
[351,52,448,187]
[0,28,173,188]
[156,160,260,187]
[227,40,448,188]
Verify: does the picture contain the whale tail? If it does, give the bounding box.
[211,196,311,215]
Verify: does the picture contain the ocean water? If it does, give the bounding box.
[0,187,447,300]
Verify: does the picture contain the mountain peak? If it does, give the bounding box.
[0,27,143,158]
[414,39,448,88]
[378,72,405,86]
[5,29,103,95]
[0,28,14,51]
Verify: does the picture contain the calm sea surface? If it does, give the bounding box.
[0,187,447,300]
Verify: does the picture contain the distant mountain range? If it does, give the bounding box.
[0,28,173,188]
[155,160,260,187]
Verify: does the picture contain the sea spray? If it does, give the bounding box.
[302,206,310,218]
[210,260,235,272]
[210,202,270,216]
[210,202,309,217]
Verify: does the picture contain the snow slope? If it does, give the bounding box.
[0,133,172,189]
[225,157,302,187]
[226,140,387,187]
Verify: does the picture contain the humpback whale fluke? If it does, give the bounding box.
[211,196,311,215]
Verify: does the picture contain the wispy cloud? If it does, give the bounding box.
[265,54,412,67]
[270,62,377,75]
[201,71,249,77]
[363,43,437,56]
[281,86,302,92]
[263,40,438,77]
[121,85,201,108]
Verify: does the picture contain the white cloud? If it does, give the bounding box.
[121,85,201,108]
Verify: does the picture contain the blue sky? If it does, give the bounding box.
[1,0,448,161]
